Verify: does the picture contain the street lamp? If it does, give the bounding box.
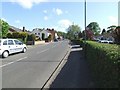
[84,0,87,58]
[84,0,87,42]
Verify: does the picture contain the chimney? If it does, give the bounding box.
[23,26,25,32]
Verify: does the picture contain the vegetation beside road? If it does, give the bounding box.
[84,41,120,88]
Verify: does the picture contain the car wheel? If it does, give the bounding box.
[2,51,9,58]
[22,48,27,53]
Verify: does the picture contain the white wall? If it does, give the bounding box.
[32,29,51,40]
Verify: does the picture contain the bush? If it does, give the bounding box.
[7,33,13,38]
[84,41,120,88]
[27,34,35,41]
[12,32,20,38]
[48,35,52,41]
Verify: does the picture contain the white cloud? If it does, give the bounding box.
[44,16,48,20]
[15,20,20,23]
[53,8,63,15]
[108,16,118,25]
[1,18,7,22]
[58,19,72,28]
[9,0,48,9]
[43,10,47,13]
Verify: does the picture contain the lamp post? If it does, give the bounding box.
[84,0,87,58]
[84,0,87,42]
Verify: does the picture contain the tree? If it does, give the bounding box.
[112,26,120,44]
[87,22,100,35]
[107,25,117,33]
[0,19,9,38]
[7,33,13,38]
[101,29,106,35]
[12,32,20,38]
[67,24,81,40]
[57,31,63,36]
[57,31,67,39]
[48,34,52,41]
[82,29,94,40]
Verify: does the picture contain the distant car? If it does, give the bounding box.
[54,39,58,42]
[107,40,114,44]
[0,39,27,58]
[98,40,114,44]
[98,40,108,43]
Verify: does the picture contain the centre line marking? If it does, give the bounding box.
[37,49,49,54]
[0,57,27,68]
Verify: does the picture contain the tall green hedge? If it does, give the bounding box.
[84,41,120,88]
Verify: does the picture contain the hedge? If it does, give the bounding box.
[84,41,120,88]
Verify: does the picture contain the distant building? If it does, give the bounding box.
[32,28,51,40]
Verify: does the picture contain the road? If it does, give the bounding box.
[1,40,70,88]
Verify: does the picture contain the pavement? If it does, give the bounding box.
[50,44,95,88]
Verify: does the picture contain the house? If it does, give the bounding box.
[9,26,31,35]
[32,28,51,40]
[47,28,58,40]
[9,26,22,33]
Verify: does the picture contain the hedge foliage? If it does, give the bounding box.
[84,41,120,88]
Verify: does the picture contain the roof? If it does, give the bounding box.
[9,26,22,32]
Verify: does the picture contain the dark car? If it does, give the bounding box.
[54,39,58,42]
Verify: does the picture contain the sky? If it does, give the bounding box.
[0,0,119,32]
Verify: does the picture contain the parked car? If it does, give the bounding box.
[107,40,114,44]
[0,38,27,58]
[98,40,108,43]
[98,39,114,44]
[54,38,58,42]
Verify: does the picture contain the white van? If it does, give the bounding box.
[0,38,27,58]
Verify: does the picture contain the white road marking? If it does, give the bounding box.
[37,49,49,54]
[0,57,27,68]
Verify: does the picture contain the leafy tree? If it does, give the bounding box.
[12,32,20,38]
[87,22,101,35]
[48,34,52,41]
[7,33,13,38]
[27,34,35,41]
[57,31,67,39]
[101,29,106,35]
[112,26,120,44]
[67,24,81,40]
[19,32,28,42]
[0,19,9,38]
[57,31,63,36]
[82,29,94,40]
[107,25,117,33]
[78,31,83,38]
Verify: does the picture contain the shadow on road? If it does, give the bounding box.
[50,44,95,88]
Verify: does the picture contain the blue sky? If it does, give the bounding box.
[1,0,119,32]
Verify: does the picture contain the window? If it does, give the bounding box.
[8,40,14,45]
[3,40,7,45]
[14,40,23,45]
